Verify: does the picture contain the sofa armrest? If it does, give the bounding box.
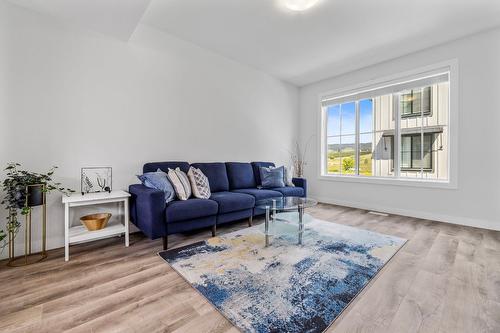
[292,178,307,197]
[129,184,167,239]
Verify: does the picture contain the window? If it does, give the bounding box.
[400,87,431,118]
[326,102,356,175]
[392,133,433,170]
[321,69,451,184]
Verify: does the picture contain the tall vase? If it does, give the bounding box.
[295,162,304,178]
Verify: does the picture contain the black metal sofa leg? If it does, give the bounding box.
[248,215,253,227]
[162,236,168,250]
[211,225,217,237]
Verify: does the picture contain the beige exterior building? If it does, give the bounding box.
[372,82,449,180]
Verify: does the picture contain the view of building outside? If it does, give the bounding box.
[326,81,449,180]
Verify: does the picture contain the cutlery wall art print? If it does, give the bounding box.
[81,167,112,194]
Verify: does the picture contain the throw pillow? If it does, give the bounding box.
[137,169,175,203]
[187,167,211,199]
[260,166,285,188]
[167,168,192,200]
[283,166,295,187]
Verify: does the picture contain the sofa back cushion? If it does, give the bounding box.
[143,161,190,174]
[225,162,256,189]
[191,162,229,192]
[251,162,275,186]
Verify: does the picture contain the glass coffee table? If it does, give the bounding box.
[255,196,317,247]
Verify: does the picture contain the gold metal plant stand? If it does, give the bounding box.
[7,184,48,267]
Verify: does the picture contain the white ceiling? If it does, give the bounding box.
[8,0,500,86]
[141,0,500,85]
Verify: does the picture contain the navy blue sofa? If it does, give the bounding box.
[129,161,307,249]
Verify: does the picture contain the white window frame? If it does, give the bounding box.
[318,60,459,189]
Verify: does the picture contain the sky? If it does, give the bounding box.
[327,99,373,145]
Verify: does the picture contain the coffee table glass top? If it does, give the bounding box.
[255,196,317,211]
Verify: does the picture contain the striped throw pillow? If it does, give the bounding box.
[167,168,192,200]
[187,167,211,199]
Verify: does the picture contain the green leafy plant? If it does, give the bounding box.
[0,163,74,249]
[342,157,355,172]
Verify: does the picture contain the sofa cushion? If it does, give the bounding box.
[251,162,275,186]
[210,191,255,214]
[225,162,256,189]
[217,209,253,224]
[165,199,218,223]
[191,163,229,192]
[168,216,216,234]
[144,161,190,174]
[232,188,282,201]
[271,186,305,197]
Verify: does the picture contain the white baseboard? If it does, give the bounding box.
[314,196,500,232]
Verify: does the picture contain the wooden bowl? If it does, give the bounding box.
[80,213,112,231]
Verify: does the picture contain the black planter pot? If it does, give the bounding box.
[15,185,45,208]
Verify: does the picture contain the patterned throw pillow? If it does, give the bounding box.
[187,167,211,199]
[167,168,192,200]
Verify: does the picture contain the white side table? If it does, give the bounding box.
[62,190,130,261]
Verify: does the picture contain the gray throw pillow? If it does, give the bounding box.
[137,169,175,203]
[260,166,285,188]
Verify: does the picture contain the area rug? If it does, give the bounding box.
[159,215,406,333]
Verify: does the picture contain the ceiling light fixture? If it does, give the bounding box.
[283,0,320,11]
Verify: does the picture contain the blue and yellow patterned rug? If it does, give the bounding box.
[159,215,406,333]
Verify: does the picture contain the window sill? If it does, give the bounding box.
[318,174,457,189]
[400,112,432,119]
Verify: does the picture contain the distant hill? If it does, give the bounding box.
[328,142,372,152]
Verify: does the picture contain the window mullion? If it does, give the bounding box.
[394,94,401,178]
[420,87,424,178]
[355,101,360,175]
[410,91,413,115]
[372,99,376,177]
[339,104,343,175]
[322,106,328,175]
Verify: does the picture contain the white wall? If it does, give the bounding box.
[299,27,500,230]
[0,2,299,258]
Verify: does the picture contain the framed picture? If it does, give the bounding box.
[81,167,112,194]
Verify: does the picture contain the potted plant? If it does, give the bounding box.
[0,163,74,249]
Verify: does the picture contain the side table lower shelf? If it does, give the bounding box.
[69,223,127,244]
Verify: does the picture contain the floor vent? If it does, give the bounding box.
[368,211,389,217]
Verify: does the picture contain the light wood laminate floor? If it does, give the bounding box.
[1,203,499,332]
